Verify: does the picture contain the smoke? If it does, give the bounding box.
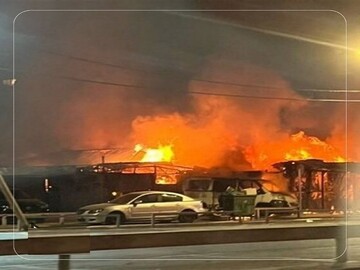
[124,56,356,170]
[18,50,353,169]
[4,11,356,168]
[13,46,353,168]
[126,58,308,169]
[328,103,360,161]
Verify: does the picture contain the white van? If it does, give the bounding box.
[182,177,298,210]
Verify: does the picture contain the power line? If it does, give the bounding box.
[9,51,360,102]
[37,49,359,93]
[8,65,359,103]
[40,51,358,94]
[59,75,148,89]
[188,91,360,103]
[54,75,360,103]
[6,63,358,96]
[192,78,282,90]
[296,88,360,93]
[192,79,360,93]
[42,50,147,73]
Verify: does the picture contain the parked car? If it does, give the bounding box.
[0,189,50,214]
[0,189,50,224]
[77,191,208,225]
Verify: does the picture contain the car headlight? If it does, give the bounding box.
[88,208,104,214]
[1,205,9,212]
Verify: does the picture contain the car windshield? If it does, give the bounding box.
[110,193,141,204]
[186,179,211,191]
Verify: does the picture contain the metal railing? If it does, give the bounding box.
[254,206,300,221]
[0,206,333,229]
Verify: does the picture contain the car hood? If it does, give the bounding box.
[79,202,119,210]
[15,198,47,205]
[271,191,296,198]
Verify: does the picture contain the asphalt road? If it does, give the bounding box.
[1,218,360,270]
[1,238,360,270]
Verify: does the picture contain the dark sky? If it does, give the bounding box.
[0,1,359,166]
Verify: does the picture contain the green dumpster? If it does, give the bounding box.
[219,192,256,217]
[233,195,256,217]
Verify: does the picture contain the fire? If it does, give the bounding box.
[130,130,345,170]
[284,131,346,162]
[245,131,346,169]
[134,144,174,162]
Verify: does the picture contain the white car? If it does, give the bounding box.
[183,178,298,209]
[77,191,208,224]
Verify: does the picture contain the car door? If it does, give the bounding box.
[157,193,183,215]
[142,193,184,220]
[129,193,160,220]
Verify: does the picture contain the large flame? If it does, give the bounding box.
[285,132,345,162]
[245,131,346,169]
[131,130,345,169]
[134,144,174,162]
[50,60,358,169]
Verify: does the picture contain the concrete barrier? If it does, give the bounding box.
[1,223,359,269]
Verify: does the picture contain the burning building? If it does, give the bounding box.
[274,160,360,212]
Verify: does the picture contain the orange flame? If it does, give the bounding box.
[284,131,346,162]
[134,144,174,162]
[130,130,345,170]
[245,131,346,169]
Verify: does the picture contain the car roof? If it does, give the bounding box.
[126,191,183,196]
[124,191,194,200]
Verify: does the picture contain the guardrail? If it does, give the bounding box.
[80,209,276,228]
[80,208,331,228]
[0,207,343,231]
[0,207,310,229]
[254,207,300,222]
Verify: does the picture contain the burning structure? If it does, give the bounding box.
[1,9,358,215]
[5,90,358,211]
[274,160,360,211]
[5,14,357,212]
[3,158,359,212]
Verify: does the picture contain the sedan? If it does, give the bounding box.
[77,191,208,225]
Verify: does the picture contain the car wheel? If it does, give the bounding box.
[105,212,125,225]
[179,210,197,223]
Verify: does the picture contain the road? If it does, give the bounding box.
[1,217,360,269]
[1,239,360,270]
